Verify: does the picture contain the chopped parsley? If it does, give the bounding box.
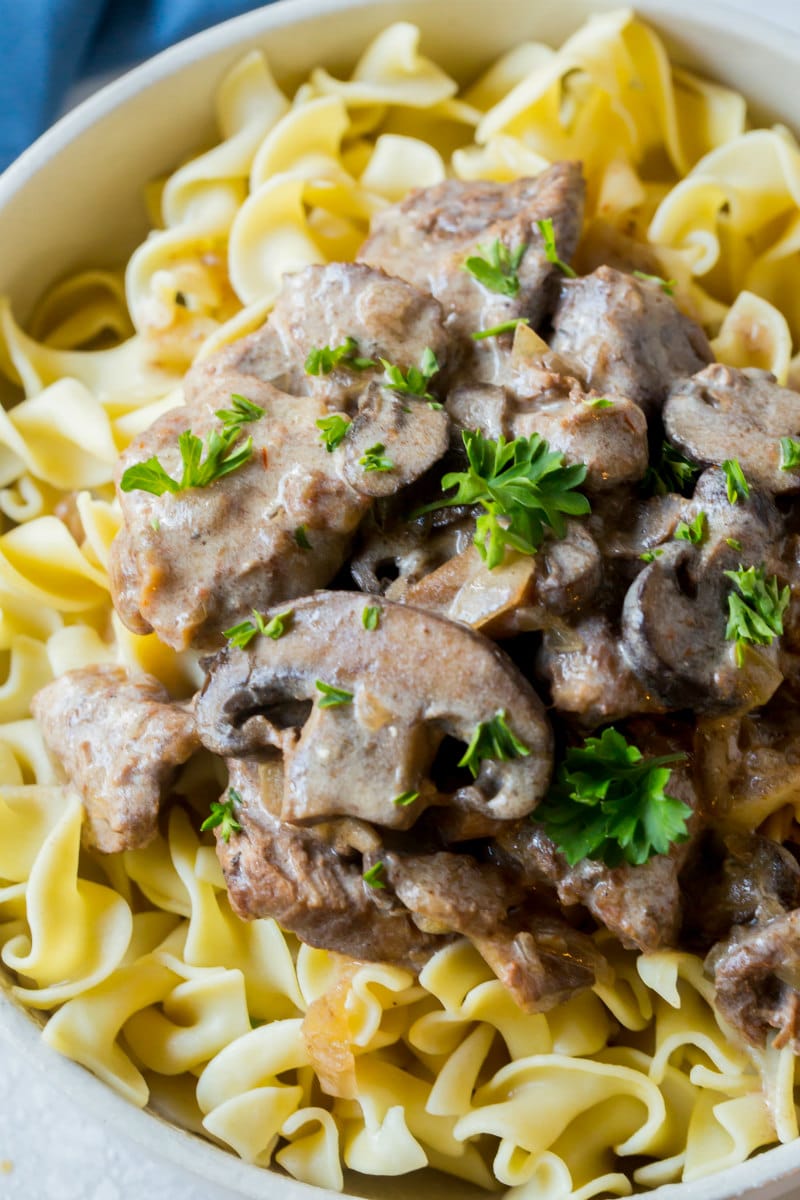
[316,413,351,452]
[642,441,699,497]
[315,679,354,708]
[639,548,665,563]
[223,608,292,649]
[471,318,530,341]
[536,727,691,867]
[458,711,531,778]
[380,347,440,403]
[120,427,253,496]
[200,788,243,843]
[463,238,527,296]
[536,217,576,278]
[722,459,750,504]
[674,511,706,545]
[359,443,394,473]
[725,564,789,667]
[584,396,614,409]
[215,393,265,437]
[362,605,381,631]
[726,538,743,552]
[415,429,590,570]
[294,525,312,550]
[363,861,386,889]
[392,790,420,807]
[780,436,800,470]
[305,336,375,375]
[632,270,676,295]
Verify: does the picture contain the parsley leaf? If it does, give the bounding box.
[380,348,440,403]
[201,788,243,843]
[120,427,253,496]
[458,711,531,778]
[471,318,530,341]
[223,608,292,649]
[536,217,576,278]
[215,393,265,437]
[359,443,394,473]
[725,564,789,667]
[584,396,614,409]
[315,679,354,708]
[780,436,800,470]
[463,238,527,296]
[642,441,699,497]
[305,336,376,375]
[415,429,590,570]
[632,270,676,295]
[392,790,420,807]
[726,538,743,552]
[316,413,351,452]
[362,605,381,631]
[536,727,690,867]
[674,511,706,545]
[639,548,665,563]
[363,861,386,889]
[722,459,750,504]
[295,526,312,550]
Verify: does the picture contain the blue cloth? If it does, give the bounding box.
[0,0,271,172]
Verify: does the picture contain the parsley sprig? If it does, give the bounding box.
[722,459,750,504]
[316,413,351,452]
[674,511,706,545]
[463,239,527,296]
[416,430,590,570]
[458,711,531,778]
[223,608,292,649]
[537,727,691,867]
[359,443,394,473]
[632,270,676,295]
[536,217,576,278]
[381,348,440,403]
[305,336,375,375]
[725,564,789,667]
[201,788,243,843]
[215,393,265,437]
[120,427,253,496]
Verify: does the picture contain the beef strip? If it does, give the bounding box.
[710,911,800,1050]
[31,665,199,853]
[549,266,713,417]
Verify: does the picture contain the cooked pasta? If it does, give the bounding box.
[2,9,800,1196]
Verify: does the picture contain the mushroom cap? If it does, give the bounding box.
[195,591,553,828]
[664,364,800,494]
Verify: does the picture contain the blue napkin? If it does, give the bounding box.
[0,0,271,172]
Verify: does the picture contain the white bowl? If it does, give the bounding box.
[3,1,800,1197]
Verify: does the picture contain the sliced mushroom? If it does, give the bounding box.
[342,385,449,498]
[195,592,553,828]
[349,508,475,596]
[664,364,800,494]
[32,665,199,853]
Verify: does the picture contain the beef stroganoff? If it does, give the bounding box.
[3,9,800,1196]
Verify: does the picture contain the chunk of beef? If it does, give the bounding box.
[31,665,199,853]
[360,164,585,344]
[710,910,800,1050]
[665,365,800,494]
[549,266,713,417]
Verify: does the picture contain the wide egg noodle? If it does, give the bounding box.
[0,10,799,1195]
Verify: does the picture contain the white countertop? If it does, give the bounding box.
[3,1,800,1196]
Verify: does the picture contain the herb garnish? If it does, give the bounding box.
[536,217,576,278]
[463,239,527,296]
[458,711,531,778]
[415,429,590,570]
[780,437,800,470]
[639,548,665,563]
[315,680,354,708]
[536,727,691,867]
[725,564,789,667]
[392,790,420,807]
[471,318,530,341]
[584,396,614,409]
[362,605,381,631]
[642,441,699,497]
[120,427,253,496]
[722,459,750,504]
[201,788,243,843]
[223,608,292,649]
[726,538,743,552]
[674,511,706,545]
[295,526,312,550]
[316,413,351,452]
[305,336,375,375]
[380,348,440,403]
[359,443,394,473]
[632,270,676,295]
[363,861,386,889]
[215,393,265,437]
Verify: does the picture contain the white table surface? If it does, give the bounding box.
[3,1,800,1196]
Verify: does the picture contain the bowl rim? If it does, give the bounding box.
[3,1,800,1197]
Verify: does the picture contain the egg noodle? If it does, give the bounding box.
[1,9,800,1194]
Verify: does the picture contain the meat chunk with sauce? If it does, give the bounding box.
[360,164,585,343]
[549,266,713,416]
[710,910,800,1050]
[32,665,199,853]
